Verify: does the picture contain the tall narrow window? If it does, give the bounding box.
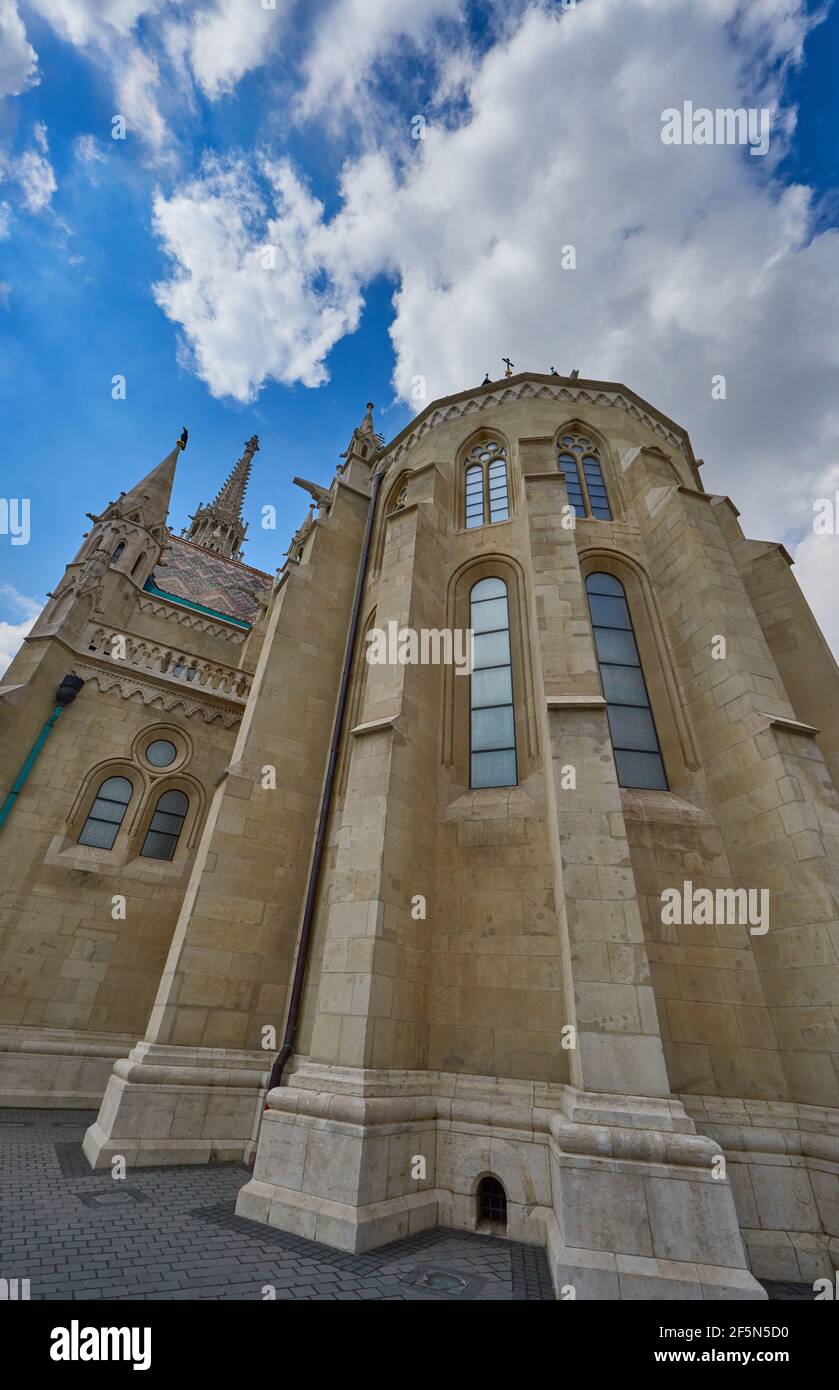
[470,577,517,788]
[463,440,509,528]
[465,464,484,529]
[557,433,612,520]
[488,455,509,522]
[78,775,133,850]
[141,789,188,861]
[585,573,667,790]
[111,541,126,562]
[558,452,585,517]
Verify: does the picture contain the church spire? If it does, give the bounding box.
[98,429,186,544]
[182,435,258,562]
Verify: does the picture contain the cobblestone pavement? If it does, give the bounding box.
[0,1109,815,1302]
[0,1109,554,1301]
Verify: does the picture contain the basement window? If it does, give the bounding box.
[477,1175,507,1230]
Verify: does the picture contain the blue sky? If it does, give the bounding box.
[2,0,839,665]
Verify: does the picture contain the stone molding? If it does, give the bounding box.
[385,379,689,468]
[546,694,607,710]
[74,663,243,727]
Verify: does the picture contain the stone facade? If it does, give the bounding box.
[1,374,838,1298]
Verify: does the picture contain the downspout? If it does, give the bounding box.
[0,673,85,834]
[267,457,387,1093]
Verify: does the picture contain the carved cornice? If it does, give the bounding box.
[384,378,689,467]
[74,662,243,727]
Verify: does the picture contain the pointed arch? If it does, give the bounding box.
[554,419,617,521]
[372,470,414,573]
[442,553,538,785]
[578,545,700,775]
[455,426,515,531]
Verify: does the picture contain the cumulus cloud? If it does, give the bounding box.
[296,0,462,124]
[151,1,839,563]
[0,586,40,676]
[177,0,290,101]
[152,154,364,400]
[18,0,288,150]
[0,0,37,98]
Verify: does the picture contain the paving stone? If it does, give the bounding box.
[0,1106,554,1302]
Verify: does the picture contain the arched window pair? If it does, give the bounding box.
[78,777,188,861]
[558,434,612,520]
[464,441,510,529]
[466,572,667,792]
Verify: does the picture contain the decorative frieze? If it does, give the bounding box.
[385,378,689,467]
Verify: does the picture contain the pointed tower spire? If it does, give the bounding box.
[182,435,258,561]
[339,402,380,469]
[97,428,186,545]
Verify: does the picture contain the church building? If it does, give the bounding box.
[1,371,838,1300]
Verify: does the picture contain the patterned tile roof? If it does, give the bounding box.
[151,535,272,624]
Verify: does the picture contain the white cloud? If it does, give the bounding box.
[12,121,57,212]
[24,1,176,150]
[0,0,38,99]
[296,0,462,124]
[157,3,839,534]
[19,0,287,151]
[0,586,40,676]
[74,133,108,165]
[26,0,166,47]
[114,44,168,149]
[0,201,11,238]
[179,0,289,101]
[152,154,363,400]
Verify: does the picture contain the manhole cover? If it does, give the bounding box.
[76,1186,150,1208]
[417,1271,469,1294]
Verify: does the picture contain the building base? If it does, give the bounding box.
[234,1063,768,1299]
[82,1041,268,1168]
[0,1025,135,1108]
[683,1093,839,1283]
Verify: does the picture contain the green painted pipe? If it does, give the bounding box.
[0,704,64,833]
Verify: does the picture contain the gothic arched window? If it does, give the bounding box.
[585,573,667,790]
[464,440,509,529]
[140,789,189,861]
[470,577,517,788]
[558,433,612,520]
[111,541,126,562]
[78,775,133,850]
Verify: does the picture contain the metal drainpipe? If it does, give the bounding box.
[266,458,387,1094]
[0,674,85,834]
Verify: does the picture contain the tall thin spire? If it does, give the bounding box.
[182,435,258,562]
[97,429,186,544]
